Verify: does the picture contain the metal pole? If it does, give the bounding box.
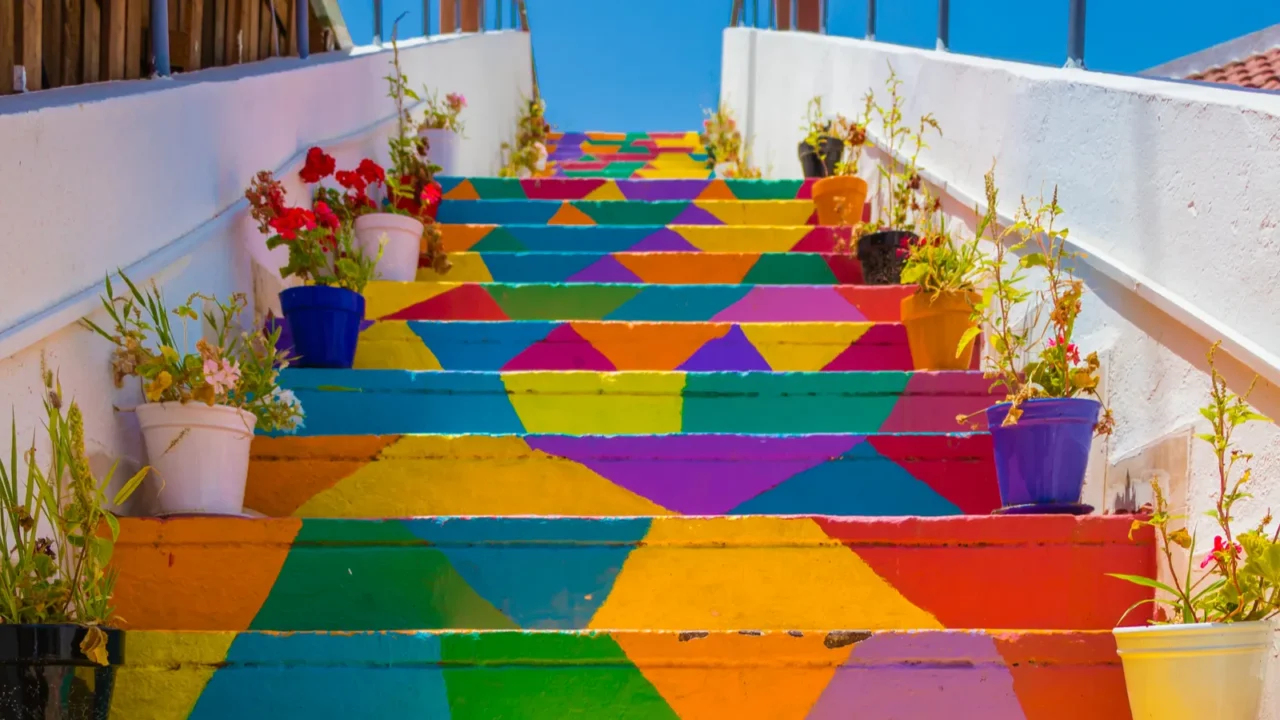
[150,0,170,74]
[496,0,503,29]
[478,0,485,30]
[767,0,774,29]
[372,0,383,44]
[297,0,309,57]
[821,0,829,33]
[423,0,431,35]
[751,0,758,27]
[455,0,461,32]
[937,0,949,50]
[867,0,876,40]
[1067,0,1086,68]
[789,0,796,30]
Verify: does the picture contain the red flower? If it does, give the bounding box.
[895,248,908,259]
[300,147,336,183]
[1201,536,1243,569]
[356,159,386,186]
[421,181,443,208]
[314,201,340,230]
[1047,335,1081,364]
[335,170,366,193]
[899,236,912,249]
[268,207,317,240]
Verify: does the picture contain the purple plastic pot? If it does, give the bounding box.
[986,397,1101,508]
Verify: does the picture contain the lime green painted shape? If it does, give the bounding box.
[470,227,528,252]
[681,372,912,433]
[577,201,686,226]
[577,162,647,179]
[442,632,678,719]
[741,253,838,284]
[468,178,529,199]
[249,519,517,631]
[488,284,643,320]
[579,154,598,162]
[724,179,804,200]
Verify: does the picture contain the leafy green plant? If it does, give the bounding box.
[699,103,759,178]
[869,66,940,235]
[500,96,554,178]
[829,92,875,178]
[1110,342,1280,624]
[0,361,148,663]
[899,190,982,297]
[418,90,467,134]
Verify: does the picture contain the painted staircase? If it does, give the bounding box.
[106,132,1156,719]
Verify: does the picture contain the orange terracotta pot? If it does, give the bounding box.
[811,176,868,226]
[900,290,980,371]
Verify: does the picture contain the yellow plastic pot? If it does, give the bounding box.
[812,176,868,226]
[900,290,979,371]
[1113,621,1271,720]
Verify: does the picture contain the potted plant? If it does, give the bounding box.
[0,364,148,716]
[812,92,874,227]
[84,273,304,515]
[897,190,982,370]
[798,96,843,178]
[500,96,554,178]
[416,90,466,176]
[1110,342,1278,720]
[698,103,761,179]
[962,169,1114,513]
[246,165,381,368]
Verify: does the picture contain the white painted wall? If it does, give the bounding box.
[0,31,532,511]
[723,28,1280,715]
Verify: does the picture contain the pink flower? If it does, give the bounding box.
[446,92,467,111]
[1201,535,1243,569]
[1047,335,1081,364]
[203,357,242,395]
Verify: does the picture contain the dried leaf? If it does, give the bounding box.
[80,625,109,666]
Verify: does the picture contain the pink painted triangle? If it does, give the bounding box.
[712,286,868,322]
[502,324,617,371]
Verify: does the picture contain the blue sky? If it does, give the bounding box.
[340,0,1280,131]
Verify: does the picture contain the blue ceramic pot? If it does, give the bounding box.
[986,397,1101,507]
[278,285,364,369]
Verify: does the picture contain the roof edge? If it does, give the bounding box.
[1143,23,1280,79]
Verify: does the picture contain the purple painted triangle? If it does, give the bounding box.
[567,255,643,283]
[524,435,864,514]
[671,204,723,225]
[629,227,697,252]
[678,325,771,371]
[502,324,616,371]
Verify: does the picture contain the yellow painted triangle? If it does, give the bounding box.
[741,323,874,371]
[637,168,712,180]
[701,200,816,226]
[588,516,944,630]
[108,631,238,719]
[354,320,443,371]
[297,436,676,517]
[615,631,853,720]
[418,252,494,283]
[503,372,686,435]
[363,281,457,320]
[548,202,597,226]
[442,179,479,200]
[440,224,494,252]
[584,181,627,201]
[696,179,736,200]
[675,226,811,253]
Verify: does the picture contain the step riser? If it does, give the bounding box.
[441,225,843,254]
[418,253,858,285]
[110,517,1153,632]
[273,370,1001,437]
[246,434,1000,518]
[439,176,817,201]
[365,282,913,323]
[106,630,1130,720]
[436,200,818,226]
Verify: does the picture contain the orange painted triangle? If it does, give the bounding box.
[696,179,736,200]
[443,179,479,200]
[440,224,494,252]
[616,253,760,284]
[548,203,597,226]
[245,436,403,516]
[570,321,731,370]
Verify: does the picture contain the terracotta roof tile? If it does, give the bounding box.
[1188,47,1280,90]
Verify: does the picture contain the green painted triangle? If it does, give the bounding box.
[724,179,804,200]
[441,632,679,720]
[741,253,838,285]
[469,178,529,199]
[249,519,518,631]
[577,201,685,226]
[681,372,912,434]
[471,226,528,252]
[488,283,642,320]
[596,162,647,178]
[579,154,599,162]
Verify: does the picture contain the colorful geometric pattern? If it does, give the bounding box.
[110,515,1154,632]
[417,252,863,284]
[438,176,817,201]
[548,130,713,178]
[436,199,819,225]
[436,224,845,253]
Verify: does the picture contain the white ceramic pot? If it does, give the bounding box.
[419,127,460,175]
[354,213,423,282]
[1113,621,1272,720]
[136,402,257,516]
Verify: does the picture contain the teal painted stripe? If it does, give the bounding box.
[435,177,815,201]
[466,252,838,284]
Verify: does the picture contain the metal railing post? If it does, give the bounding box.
[937,0,949,50]
[1067,0,1086,68]
[730,0,742,26]
[478,0,486,30]
[150,0,170,75]
[866,0,876,40]
[372,0,383,44]
[751,0,758,27]
[423,0,431,35]
[297,0,310,57]
[767,0,774,29]
[496,0,503,29]
[821,0,829,33]
[455,0,462,32]
[789,0,797,30]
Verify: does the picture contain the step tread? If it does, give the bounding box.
[436,199,818,227]
[438,176,817,202]
[440,224,843,254]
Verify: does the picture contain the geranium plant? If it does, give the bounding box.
[0,362,148,664]
[866,67,940,237]
[959,169,1113,432]
[699,103,760,179]
[82,273,305,434]
[419,90,467,135]
[899,192,982,298]
[500,96,554,178]
[1110,342,1280,624]
[804,93,875,179]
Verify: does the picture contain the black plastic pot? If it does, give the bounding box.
[857,230,918,286]
[797,136,843,178]
[0,625,123,719]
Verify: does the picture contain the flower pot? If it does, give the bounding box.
[797,136,843,178]
[1113,621,1271,720]
[900,290,979,371]
[713,162,734,178]
[856,230,914,285]
[136,402,256,516]
[985,397,1100,509]
[812,176,869,226]
[278,285,365,369]
[419,127,460,175]
[0,624,124,719]
[354,213,423,282]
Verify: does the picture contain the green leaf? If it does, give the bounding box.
[103,512,120,542]
[1019,253,1047,269]
[1106,573,1182,597]
[112,467,149,506]
[955,326,982,359]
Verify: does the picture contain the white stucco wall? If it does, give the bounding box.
[722,28,1280,714]
[0,31,532,511]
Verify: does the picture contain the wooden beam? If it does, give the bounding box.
[222,0,237,62]
[83,0,101,82]
[18,0,40,89]
[187,0,202,68]
[101,0,123,79]
[257,0,269,58]
[796,0,819,31]
[0,0,14,93]
[123,0,142,78]
[61,0,79,84]
[211,0,224,64]
[42,0,60,85]
[241,0,255,61]
[460,0,476,32]
[439,0,453,33]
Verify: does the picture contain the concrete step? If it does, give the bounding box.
[271,370,1001,437]
[245,433,999,518]
[352,320,944,372]
[439,224,842,253]
[109,515,1153,632]
[436,199,817,226]
[439,175,816,201]
[363,282,910,322]
[418,252,859,285]
[106,628,1132,719]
